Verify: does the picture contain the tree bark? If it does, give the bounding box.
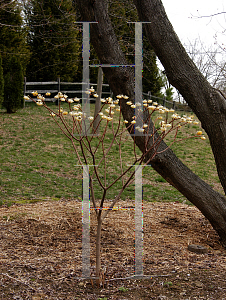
[75,0,226,247]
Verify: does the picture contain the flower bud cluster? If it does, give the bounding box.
[25,87,206,140]
[125,99,205,139]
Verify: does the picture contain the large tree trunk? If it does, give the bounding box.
[76,0,226,247]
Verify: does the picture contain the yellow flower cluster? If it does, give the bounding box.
[196,131,206,139]
[97,97,121,121]
[159,121,172,132]
[125,99,205,139]
[27,87,206,141]
[36,100,44,106]
[126,98,175,114]
[32,91,38,97]
[116,94,128,99]
[54,92,68,101]
[135,124,149,133]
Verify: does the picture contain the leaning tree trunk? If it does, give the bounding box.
[76,0,226,247]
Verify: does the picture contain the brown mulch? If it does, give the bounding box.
[0,199,226,300]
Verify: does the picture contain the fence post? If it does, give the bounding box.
[148,91,151,99]
[57,77,61,93]
[163,96,166,107]
[57,77,60,105]
[173,100,175,109]
[24,77,27,108]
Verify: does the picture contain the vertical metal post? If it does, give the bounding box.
[135,22,143,115]
[82,165,90,278]
[135,165,143,277]
[134,23,143,133]
[82,22,90,135]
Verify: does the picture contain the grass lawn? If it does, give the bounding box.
[0,102,223,206]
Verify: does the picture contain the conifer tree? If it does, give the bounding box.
[165,86,174,101]
[25,0,80,82]
[3,56,23,113]
[0,0,28,112]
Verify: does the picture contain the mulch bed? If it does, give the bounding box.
[0,199,226,299]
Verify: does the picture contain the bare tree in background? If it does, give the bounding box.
[185,39,226,91]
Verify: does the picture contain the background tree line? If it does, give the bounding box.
[0,0,170,113]
[0,0,225,113]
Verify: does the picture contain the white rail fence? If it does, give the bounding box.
[24,77,191,111]
[24,77,113,103]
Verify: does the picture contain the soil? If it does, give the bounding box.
[0,199,226,300]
